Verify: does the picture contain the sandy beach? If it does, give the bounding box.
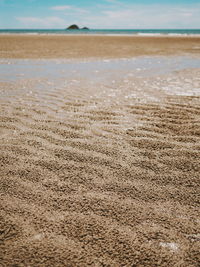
[1,35,200,59]
[0,35,200,267]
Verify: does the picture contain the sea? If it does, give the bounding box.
[0,29,200,36]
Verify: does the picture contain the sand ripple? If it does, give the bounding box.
[0,62,200,266]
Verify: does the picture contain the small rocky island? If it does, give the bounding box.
[66,24,89,30]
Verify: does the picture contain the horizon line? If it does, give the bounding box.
[1,28,200,30]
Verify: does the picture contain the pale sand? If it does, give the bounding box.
[0,37,200,267]
[0,35,200,58]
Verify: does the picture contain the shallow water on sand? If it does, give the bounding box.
[1,56,200,83]
[0,56,200,106]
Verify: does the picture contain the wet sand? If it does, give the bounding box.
[0,37,200,267]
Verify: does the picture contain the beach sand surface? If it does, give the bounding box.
[0,37,200,267]
[0,35,200,58]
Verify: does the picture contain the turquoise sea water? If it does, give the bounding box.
[0,29,200,35]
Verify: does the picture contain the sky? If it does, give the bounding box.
[0,0,200,29]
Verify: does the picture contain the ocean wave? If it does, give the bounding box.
[0,29,200,36]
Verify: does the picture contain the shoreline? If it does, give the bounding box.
[1,33,200,37]
[1,35,200,59]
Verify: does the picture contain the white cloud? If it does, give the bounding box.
[80,4,200,29]
[16,16,65,28]
[51,5,71,11]
[51,5,87,14]
[105,0,120,3]
[181,12,193,17]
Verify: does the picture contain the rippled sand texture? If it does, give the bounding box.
[0,59,200,266]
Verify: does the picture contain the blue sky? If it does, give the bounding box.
[0,0,200,29]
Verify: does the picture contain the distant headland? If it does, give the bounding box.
[66,24,89,30]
